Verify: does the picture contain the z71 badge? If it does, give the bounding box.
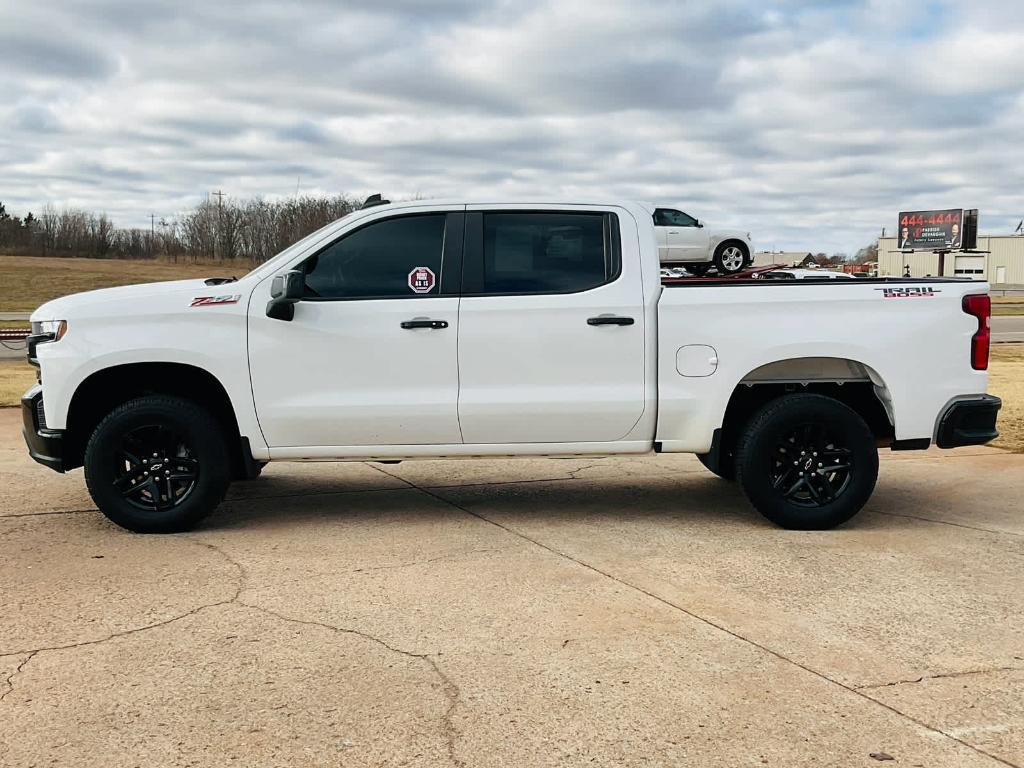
[190,295,241,307]
[875,287,941,298]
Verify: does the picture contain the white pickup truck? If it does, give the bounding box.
[652,206,752,274]
[23,199,1000,533]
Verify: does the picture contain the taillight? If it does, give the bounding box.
[962,294,991,371]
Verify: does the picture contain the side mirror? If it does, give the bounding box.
[696,220,704,228]
[266,270,304,321]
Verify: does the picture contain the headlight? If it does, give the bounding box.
[30,320,68,342]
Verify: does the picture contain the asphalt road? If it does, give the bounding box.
[994,314,1024,343]
[1,409,1022,767]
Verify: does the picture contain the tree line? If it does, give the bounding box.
[0,195,362,264]
[1,197,881,265]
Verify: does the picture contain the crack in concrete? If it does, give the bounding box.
[0,536,245,706]
[387,475,1023,768]
[856,666,1024,690]
[566,463,600,480]
[0,525,465,767]
[0,508,95,519]
[239,602,465,768]
[189,530,466,767]
[869,508,1024,538]
[0,652,38,703]
[188,529,466,767]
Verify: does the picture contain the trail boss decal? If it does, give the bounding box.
[875,287,941,298]
[190,295,241,307]
[408,266,437,294]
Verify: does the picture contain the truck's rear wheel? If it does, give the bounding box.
[84,396,230,533]
[712,243,748,275]
[735,394,878,530]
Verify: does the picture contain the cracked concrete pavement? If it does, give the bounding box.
[2,409,1024,767]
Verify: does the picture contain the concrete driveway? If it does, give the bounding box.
[1,409,1022,767]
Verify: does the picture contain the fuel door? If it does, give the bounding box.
[676,344,719,377]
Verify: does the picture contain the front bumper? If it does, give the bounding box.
[936,395,1001,449]
[22,385,66,473]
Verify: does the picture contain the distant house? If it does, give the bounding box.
[751,251,816,268]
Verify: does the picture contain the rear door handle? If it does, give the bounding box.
[587,316,634,326]
[401,319,448,330]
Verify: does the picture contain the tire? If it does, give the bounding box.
[84,396,231,533]
[712,242,748,275]
[697,451,735,481]
[686,263,711,277]
[735,394,878,530]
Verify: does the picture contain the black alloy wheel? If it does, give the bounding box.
[114,424,200,512]
[768,422,853,507]
[85,396,230,533]
[736,393,878,529]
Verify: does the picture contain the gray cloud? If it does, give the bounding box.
[1,0,1023,253]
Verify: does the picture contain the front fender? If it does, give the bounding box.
[35,308,265,452]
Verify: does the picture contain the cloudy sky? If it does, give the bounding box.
[2,0,1023,254]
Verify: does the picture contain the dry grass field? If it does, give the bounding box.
[989,345,1024,452]
[992,296,1024,316]
[0,361,36,406]
[0,254,250,312]
[3,346,1021,451]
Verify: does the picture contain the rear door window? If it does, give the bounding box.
[465,211,619,295]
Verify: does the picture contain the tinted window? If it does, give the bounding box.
[479,212,615,294]
[654,208,698,227]
[303,214,446,299]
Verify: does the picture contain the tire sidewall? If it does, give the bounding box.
[737,396,878,529]
[85,397,230,533]
[713,243,748,274]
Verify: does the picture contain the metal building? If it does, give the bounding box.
[877,234,1024,286]
[751,251,816,268]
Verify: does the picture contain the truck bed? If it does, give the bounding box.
[654,277,989,452]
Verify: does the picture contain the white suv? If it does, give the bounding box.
[652,207,752,275]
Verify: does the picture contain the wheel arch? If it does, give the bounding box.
[64,362,248,477]
[708,356,895,472]
[714,238,750,258]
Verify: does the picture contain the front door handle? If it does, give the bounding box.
[587,316,634,326]
[401,319,448,330]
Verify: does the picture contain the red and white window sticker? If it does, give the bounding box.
[408,266,436,294]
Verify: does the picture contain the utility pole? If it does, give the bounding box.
[211,190,225,261]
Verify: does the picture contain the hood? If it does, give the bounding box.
[31,279,216,322]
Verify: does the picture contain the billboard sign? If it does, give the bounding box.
[897,209,963,251]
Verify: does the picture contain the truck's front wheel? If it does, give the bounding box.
[735,394,878,530]
[84,396,231,533]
